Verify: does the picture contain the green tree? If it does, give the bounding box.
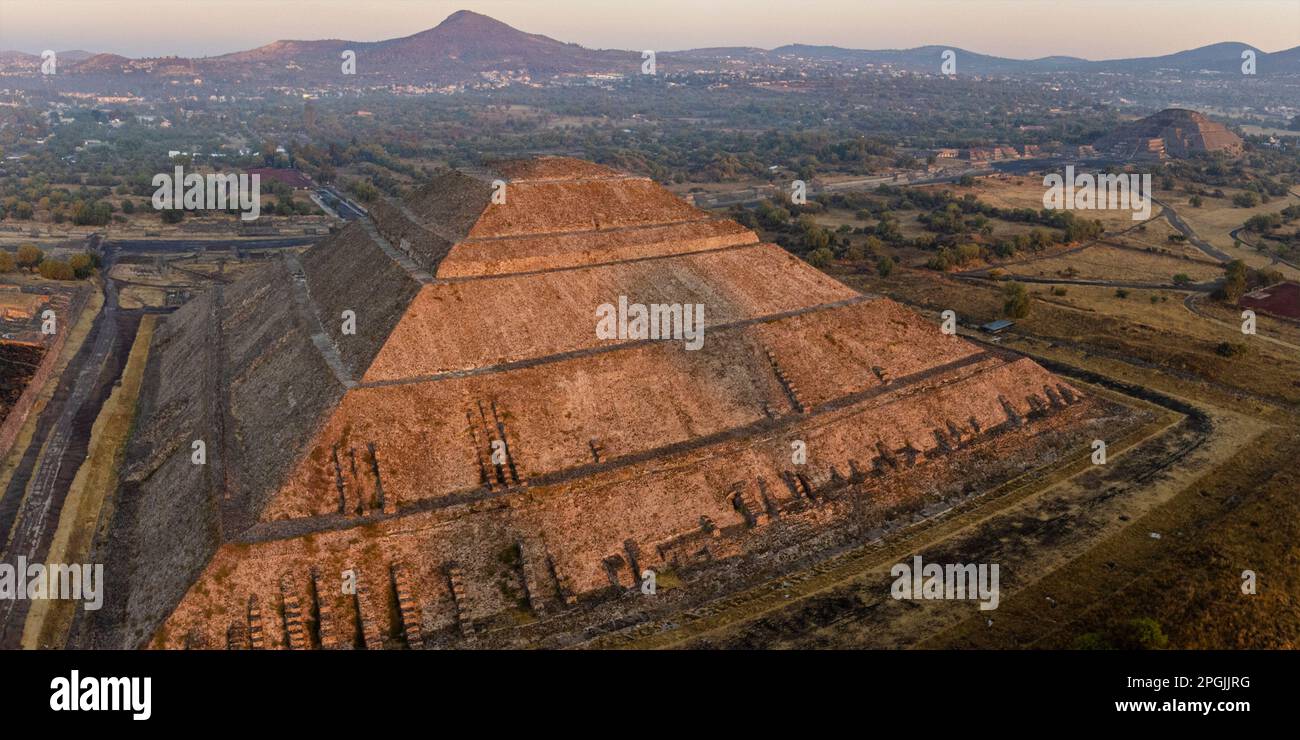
[69,253,95,278]
[1003,281,1031,318]
[16,244,43,270]
[876,255,895,278]
[804,228,830,251]
[1232,191,1259,208]
[0,251,15,272]
[1221,259,1248,302]
[73,201,111,226]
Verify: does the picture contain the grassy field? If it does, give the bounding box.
[1003,243,1222,283]
[1159,187,1300,277]
[1108,217,1213,260]
[117,286,168,310]
[936,175,1154,232]
[929,405,1299,649]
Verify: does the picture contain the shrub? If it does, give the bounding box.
[38,259,76,280]
[805,247,834,268]
[1073,632,1112,650]
[1215,341,1246,358]
[1113,617,1169,650]
[69,253,96,278]
[1077,618,1169,650]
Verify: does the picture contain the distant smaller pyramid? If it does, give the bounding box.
[1097,108,1243,159]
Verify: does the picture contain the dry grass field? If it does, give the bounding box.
[1003,243,1222,283]
[1158,187,1300,278]
[1108,217,1211,260]
[860,270,1300,402]
[936,175,1154,232]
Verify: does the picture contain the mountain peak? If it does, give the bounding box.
[390,9,532,47]
[437,9,512,30]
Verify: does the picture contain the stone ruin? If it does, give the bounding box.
[1097,108,1244,159]
[84,156,1106,649]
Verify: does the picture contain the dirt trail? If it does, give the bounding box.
[0,250,142,648]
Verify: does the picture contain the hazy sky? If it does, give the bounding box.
[1,0,1296,59]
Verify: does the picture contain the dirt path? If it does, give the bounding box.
[0,251,141,648]
[21,315,156,648]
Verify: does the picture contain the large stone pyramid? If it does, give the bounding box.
[92,157,1097,648]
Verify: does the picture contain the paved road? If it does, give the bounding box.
[1154,197,1233,262]
[1228,227,1300,272]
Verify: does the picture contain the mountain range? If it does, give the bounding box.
[2,10,1297,83]
[706,39,1300,75]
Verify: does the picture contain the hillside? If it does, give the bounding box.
[1,10,1290,85]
